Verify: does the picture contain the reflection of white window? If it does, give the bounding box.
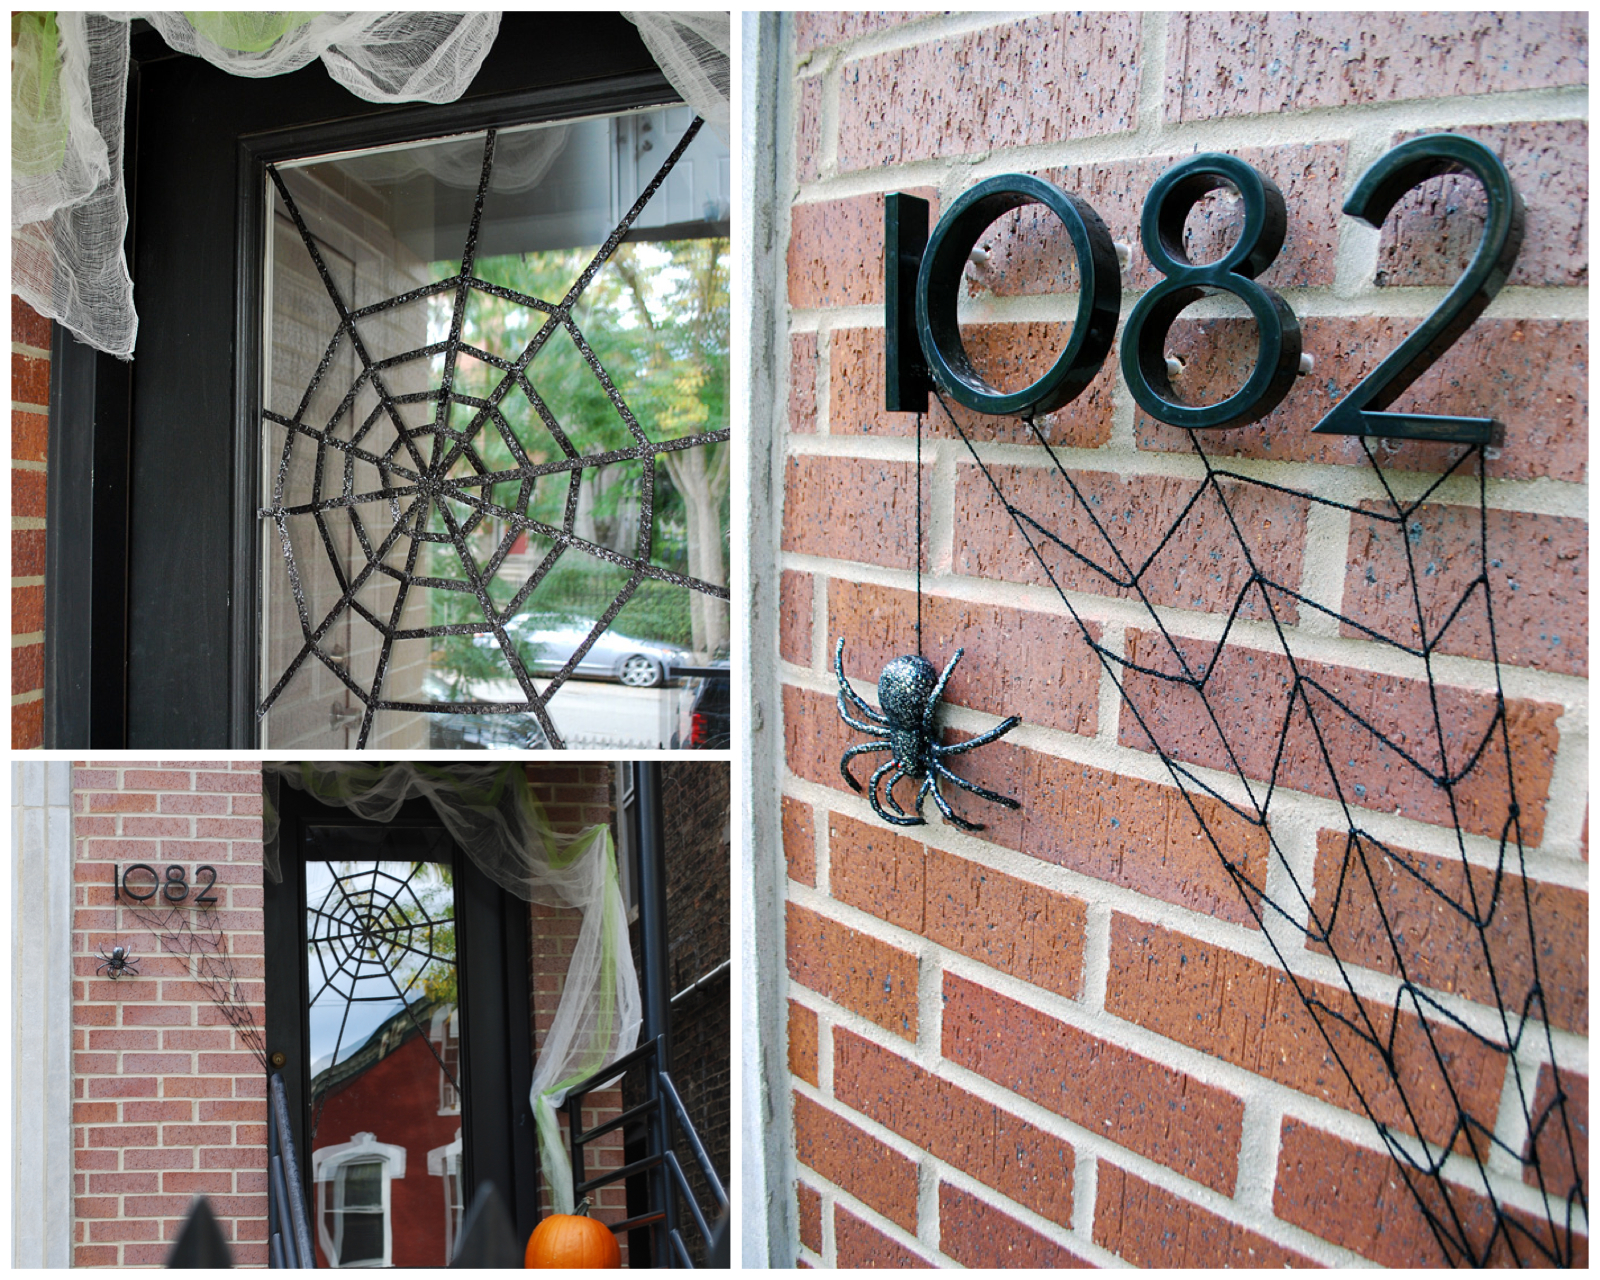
[430,1006,460,1115]
[428,1129,465,1263]
[313,1132,406,1268]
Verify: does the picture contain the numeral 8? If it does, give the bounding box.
[1120,153,1303,430]
[163,864,190,903]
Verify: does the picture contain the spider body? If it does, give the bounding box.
[96,944,139,979]
[836,637,1021,831]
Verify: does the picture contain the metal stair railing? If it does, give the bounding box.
[267,1072,316,1268]
[563,1035,728,1267]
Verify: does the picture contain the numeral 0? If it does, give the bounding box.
[886,135,1521,443]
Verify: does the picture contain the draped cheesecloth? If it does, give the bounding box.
[262,761,639,1216]
[11,11,730,359]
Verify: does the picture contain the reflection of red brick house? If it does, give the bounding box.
[309,1003,461,1268]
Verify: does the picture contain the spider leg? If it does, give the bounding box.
[840,740,891,792]
[921,646,966,736]
[836,638,889,726]
[838,694,884,737]
[933,714,1021,756]
[884,768,925,821]
[932,758,1022,810]
[868,760,925,827]
[927,776,986,832]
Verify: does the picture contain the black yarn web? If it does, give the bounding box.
[259,115,729,748]
[119,897,267,1070]
[932,389,1585,1266]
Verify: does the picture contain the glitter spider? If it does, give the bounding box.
[96,944,140,979]
[835,637,1022,831]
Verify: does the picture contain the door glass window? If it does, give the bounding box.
[305,844,459,1268]
[260,104,731,749]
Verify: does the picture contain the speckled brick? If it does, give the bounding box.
[796,1180,822,1255]
[13,583,44,633]
[13,699,43,749]
[834,1205,928,1268]
[1378,122,1587,289]
[794,12,923,55]
[795,76,824,184]
[14,408,49,462]
[782,794,816,886]
[938,1184,1090,1268]
[828,812,926,933]
[1094,1162,1317,1267]
[1342,502,1586,676]
[13,293,52,348]
[966,143,1347,298]
[12,350,50,406]
[1275,1118,1585,1267]
[792,1092,919,1232]
[1312,830,1587,1034]
[786,901,918,1040]
[829,580,1099,737]
[1106,914,1505,1153]
[789,1000,819,1087]
[1524,1065,1587,1194]
[14,528,46,576]
[838,15,1139,172]
[779,569,814,665]
[784,683,1271,925]
[782,455,929,570]
[1119,627,1559,845]
[13,642,43,696]
[828,324,1114,448]
[788,189,937,309]
[943,971,1243,1194]
[834,1028,1075,1224]
[953,463,1309,621]
[13,466,46,520]
[789,332,818,433]
[1133,318,1587,485]
[924,846,1086,999]
[1167,13,1588,122]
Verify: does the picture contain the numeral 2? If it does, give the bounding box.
[1313,134,1524,443]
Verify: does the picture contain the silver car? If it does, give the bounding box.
[481,617,693,687]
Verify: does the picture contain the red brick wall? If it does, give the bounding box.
[71,762,266,1267]
[524,764,629,1255]
[777,12,1587,1268]
[13,295,51,747]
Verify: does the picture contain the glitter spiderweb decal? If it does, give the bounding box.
[936,388,1585,1267]
[259,115,729,748]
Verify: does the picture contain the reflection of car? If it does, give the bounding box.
[673,660,730,749]
[421,676,551,749]
[477,616,693,688]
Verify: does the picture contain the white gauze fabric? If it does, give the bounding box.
[11,12,501,359]
[262,761,640,1217]
[623,11,731,143]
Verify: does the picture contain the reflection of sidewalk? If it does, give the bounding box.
[468,678,689,749]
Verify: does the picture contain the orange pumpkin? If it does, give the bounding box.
[525,1206,620,1269]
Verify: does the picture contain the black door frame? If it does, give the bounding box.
[44,15,676,746]
[265,782,539,1245]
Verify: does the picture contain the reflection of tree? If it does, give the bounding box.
[429,236,730,663]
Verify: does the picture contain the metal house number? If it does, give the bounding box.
[116,863,220,907]
[886,133,1524,442]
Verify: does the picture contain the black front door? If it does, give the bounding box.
[265,781,537,1260]
[46,14,678,746]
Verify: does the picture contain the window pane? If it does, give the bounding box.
[339,1210,386,1266]
[307,857,458,1268]
[261,104,731,750]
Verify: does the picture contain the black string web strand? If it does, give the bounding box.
[932,388,1586,1267]
[258,114,729,748]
